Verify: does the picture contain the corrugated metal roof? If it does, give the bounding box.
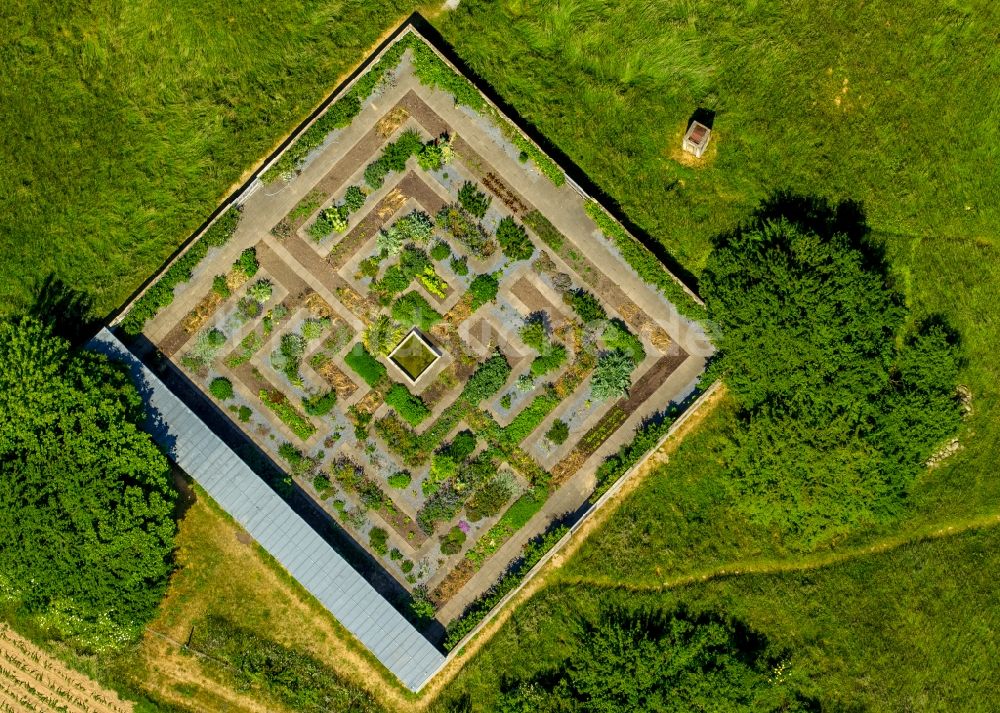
[87,329,445,691]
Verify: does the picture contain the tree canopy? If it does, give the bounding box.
[702,196,963,546]
[0,318,176,647]
[495,607,815,712]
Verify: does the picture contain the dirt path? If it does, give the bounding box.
[0,624,133,713]
[560,511,1000,595]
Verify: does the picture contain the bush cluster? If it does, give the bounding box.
[209,377,233,400]
[436,203,496,258]
[458,181,491,218]
[387,471,411,489]
[462,351,511,403]
[546,418,570,445]
[364,128,423,189]
[439,525,467,555]
[302,391,336,417]
[565,288,607,323]
[391,291,442,331]
[591,349,636,401]
[259,390,316,440]
[344,344,387,387]
[496,216,533,261]
[469,273,500,310]
[369,527,389,556]
[385,384,431,427]
[602,318,645,362]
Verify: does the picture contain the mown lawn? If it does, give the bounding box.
[0,0,429,316]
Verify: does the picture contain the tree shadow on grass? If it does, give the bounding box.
[28,273,101,347]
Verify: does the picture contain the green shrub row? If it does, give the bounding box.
[302,391,337,417]
[364,128,424,189]
[466,490,546,566]
[261,40,411,182]
[493,113,566,186]
[462,352,511,403]
[522,210,564,251]
[590,405,683,501]
[584,200,706,321]
[445,524,569,650]
[259,390,316,440]
[500,388,561,446]
[409,39,486,112]
[385,384,431,426]
[121,206,241,335]
[344,344,387,387]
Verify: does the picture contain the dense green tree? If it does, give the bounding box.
[0,318,176,645]
[702,196,963,546]
[495,607,814,712]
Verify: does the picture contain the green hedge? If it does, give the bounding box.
[462,352,511,403]
[501,390,560,446]
[584,200,706,321]
[467,491,545,567]
[121,206,241,335]
[385,383,430,426]
[344,344,387,387]
[445,525,569,650]
[259,390,316,440]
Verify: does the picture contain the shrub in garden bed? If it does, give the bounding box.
[235,247,259,279]
[462,351,511,404]
[436,204,495,258]
[566,288,607,323]
[278,442,316,478]
[209,377,233,400]
[591,349,636,401]
[308,206,348,241]
[343,185,366,212]
[260,391,316,440]
[181,328,227,372]
[302,391,336,416]
[430,240,451,261]
[467,491,546,566]
[466,472,515,522]
[388,471,411,489]
[530,344,567,378]
[212,275,231,299]
[271,333,307,384]
[496,216,533,262]
[418,483,464,535]
[458,181,491,218]
[440,525,467,555]
[546,419,570,445]
[450,255,469,276]
[501,388,561,446]
[246,278,273,304]
[344,344,387,386]
[419,267,448,299]
[385,384,430,426]
[392,291,442,331]
[603,318,645,362]
[369,527,389,555]
[469,273,499,310]
[237,405,252,422]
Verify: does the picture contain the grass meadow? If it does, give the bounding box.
[1,0,998,710]
[0,0,429,316]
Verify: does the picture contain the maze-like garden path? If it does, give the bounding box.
[130,29,708,666]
